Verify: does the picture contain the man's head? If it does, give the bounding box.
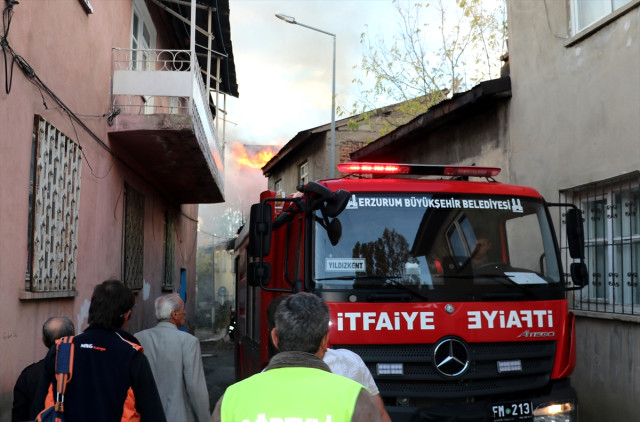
[88,279,136,329]
[42,316,75,349]
[272,292,330,354]
[472,229,492,263]
[155,293,186,328]
[473,237,491,260]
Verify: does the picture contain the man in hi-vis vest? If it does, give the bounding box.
[210,293,381,422]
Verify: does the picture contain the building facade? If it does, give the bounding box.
[352,1,640,419]
[0,1,237,419]
[507,1,640,420]
[262,106,411,194]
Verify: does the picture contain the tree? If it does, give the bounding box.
[353,228,413,277]
[345,0,507,136]
[205,206,244,240]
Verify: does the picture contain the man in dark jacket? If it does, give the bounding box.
[12,316,75,422]
[31,279,167,422]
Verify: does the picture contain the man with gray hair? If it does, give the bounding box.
[12,316,75,422]
[211,292,381,422]
[135,294,210,422]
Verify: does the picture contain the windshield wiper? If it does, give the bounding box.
[476,273,539,299]
[315,275,429,301]
[383,277,430,301]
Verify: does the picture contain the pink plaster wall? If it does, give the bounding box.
[0,1,200,417]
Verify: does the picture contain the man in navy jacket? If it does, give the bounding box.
[31,280,167,422]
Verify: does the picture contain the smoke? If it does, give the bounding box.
[198,143,279,243]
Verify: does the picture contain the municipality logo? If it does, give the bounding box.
[346,195,359,209]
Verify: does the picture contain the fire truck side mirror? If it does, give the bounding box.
[248,261,271,287]
[566,207,588,288]
[327,218,342,246]
[324,190,351,218]
[565,208,584,259]
[570,262,588,287]
[249,203,272,257]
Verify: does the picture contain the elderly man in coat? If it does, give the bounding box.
[136,294,210,422]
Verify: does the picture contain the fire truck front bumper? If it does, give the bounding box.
[386,379,578,422]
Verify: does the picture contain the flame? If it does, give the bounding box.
[231,143,277,169]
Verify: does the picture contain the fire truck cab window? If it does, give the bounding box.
[312,193,564,302]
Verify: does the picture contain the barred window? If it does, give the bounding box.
[26,116,82,294]
[561,172,640,315]
[123,185,144,289]
[163,211,176,290]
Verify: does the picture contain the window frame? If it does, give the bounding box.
[131,0,157,112]
[21,115,82,299]
[274,179,283,194]
[122,184,145,290]
[299,161,309,185]
[562,172,640,316]
[568,0,639,39]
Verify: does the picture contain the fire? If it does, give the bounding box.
[231,143,278,169]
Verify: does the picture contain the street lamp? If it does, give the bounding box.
[275,13,336,178]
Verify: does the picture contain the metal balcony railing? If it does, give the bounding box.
[111,47,223,171]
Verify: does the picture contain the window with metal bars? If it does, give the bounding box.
[26,116,82,294]
[561,172,640,315]
[123,185,144,290]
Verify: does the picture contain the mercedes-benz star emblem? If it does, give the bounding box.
[433,338,470,377]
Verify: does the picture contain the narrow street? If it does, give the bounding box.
[197,329,236,411]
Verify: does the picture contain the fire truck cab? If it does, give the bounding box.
[234,163,587,422]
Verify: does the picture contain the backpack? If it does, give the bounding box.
[35,336,74,422]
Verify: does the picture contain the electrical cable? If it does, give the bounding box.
[2,1,221,211]
[543,0,569,40]
[2,0,18,93]
[197,228,234,240]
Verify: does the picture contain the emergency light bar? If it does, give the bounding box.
[337,162,501,178]
[337,163,410,174]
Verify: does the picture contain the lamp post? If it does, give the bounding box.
[275,13,336,178]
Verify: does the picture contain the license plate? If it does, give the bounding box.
[490,401,533,421]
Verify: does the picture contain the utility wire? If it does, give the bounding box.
[1,2,215,209]
[2,0,18,93]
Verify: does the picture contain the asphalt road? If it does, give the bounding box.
[199,329,236,412]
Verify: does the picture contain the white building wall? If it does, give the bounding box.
[507,1,640,420]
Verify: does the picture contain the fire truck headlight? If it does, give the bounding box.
[376,363,404,376]
[533,401,575,422]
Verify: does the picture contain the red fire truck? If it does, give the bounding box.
[233,163,587,422]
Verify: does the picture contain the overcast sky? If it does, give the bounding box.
[200,1,402,238]
[225,0,399,147]
[199,0,504,236]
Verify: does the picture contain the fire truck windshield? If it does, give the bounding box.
[312,193,564,302]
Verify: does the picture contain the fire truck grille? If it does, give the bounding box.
[332,341,556,399]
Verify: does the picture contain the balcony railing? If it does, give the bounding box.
[111,47,223,172]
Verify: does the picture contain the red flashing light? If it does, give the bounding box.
[338,162,501,178]
[337,163,410,174]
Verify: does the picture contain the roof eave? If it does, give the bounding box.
[351,76,511,161]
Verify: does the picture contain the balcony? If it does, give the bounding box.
[109,48,224,204]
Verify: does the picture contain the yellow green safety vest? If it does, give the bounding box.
[221,366,364,422]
